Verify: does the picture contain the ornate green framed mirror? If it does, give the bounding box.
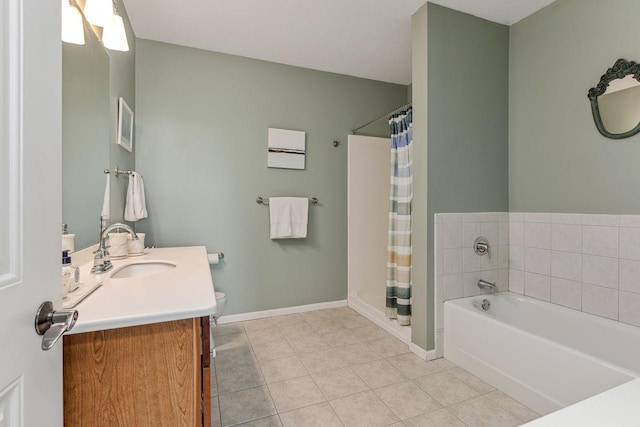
[588,59,640,139]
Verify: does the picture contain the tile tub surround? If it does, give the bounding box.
[435,212,640,358]
[209,307,538,426]
[434,213,510,358]
[508,213,640,326]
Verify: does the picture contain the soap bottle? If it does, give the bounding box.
[62,223,76,252]
[62,250,79,294]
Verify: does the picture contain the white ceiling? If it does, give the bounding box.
[123,0,557,85]
[429,0,557,26]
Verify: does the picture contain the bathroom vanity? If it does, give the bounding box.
[62,246,216,427]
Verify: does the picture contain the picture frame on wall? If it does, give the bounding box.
[117,97,134,152]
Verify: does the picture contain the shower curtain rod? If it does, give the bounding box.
[350,102,412,135]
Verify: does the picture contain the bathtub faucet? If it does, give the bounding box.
[477,279,497,293]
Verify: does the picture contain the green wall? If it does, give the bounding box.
[135,39,407,315]
[412,4,510,351]
[510,0,640,213]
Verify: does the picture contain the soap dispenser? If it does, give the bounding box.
[62,223,76,252]
[62,250,79,294]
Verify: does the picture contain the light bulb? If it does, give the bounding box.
[61,1,85,45]
[83,0,113,27]
[102,13,129,52]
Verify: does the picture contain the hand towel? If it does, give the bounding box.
[124,172,148,221]
[101,173,110,220]
[269,197,309,239]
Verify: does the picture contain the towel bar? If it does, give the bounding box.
[103,167,134,177]
[256,196,319,205]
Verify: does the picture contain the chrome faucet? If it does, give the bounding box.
[91,221,138,274]
[477,279,497,292]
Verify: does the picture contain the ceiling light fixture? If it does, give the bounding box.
[83,0,113,28]
[61,0,85,45]
[102,1,129,52]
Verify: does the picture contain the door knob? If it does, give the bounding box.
[34,301,78,351]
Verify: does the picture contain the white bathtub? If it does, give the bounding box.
[444,292,640,415]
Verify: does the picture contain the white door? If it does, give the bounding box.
[0,0,63,425]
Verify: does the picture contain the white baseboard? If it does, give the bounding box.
[217,300,348,324]
[347,296,411,345]
[409,342,434,360]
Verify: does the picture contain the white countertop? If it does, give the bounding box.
[67,246,216,334]
[524,378,640,427]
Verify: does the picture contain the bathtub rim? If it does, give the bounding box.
[445,292,640,379]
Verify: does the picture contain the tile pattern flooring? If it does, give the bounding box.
[210,307,539,426]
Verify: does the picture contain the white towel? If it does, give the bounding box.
[269,197,309,239]
[101,173,110,220]
[124,172,148,222]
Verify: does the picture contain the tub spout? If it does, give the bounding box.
[478,279,497,292]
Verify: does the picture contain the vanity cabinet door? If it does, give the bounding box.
[64,318,204,426]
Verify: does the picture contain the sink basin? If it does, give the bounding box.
[110,261,177,279]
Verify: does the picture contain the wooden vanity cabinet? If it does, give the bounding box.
[63,316,211,427]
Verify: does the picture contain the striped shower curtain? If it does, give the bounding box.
[386,108,413,326]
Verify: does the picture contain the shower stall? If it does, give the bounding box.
[347,134,411,343]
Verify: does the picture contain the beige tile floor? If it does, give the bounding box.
[210,307,540,427]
